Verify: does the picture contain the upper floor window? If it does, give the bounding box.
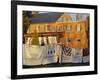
[56,25,62,32]
[66,24,72,31]
[77,24,81,31]
[46,24,51,32]
[36,25,40,32]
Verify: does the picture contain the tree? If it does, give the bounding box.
[86,16,90,47]
[23,11,30,43]
[31,30,39,45]
[31,11,38,17]
[23,11,39,44]
[23,11,30,33]
[86,16,90,29]
[83,16,90,57]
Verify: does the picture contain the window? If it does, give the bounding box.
[46,24,51,32]
[66,38,72,42]
[77,24,81,31]
[56,25,62,32]
[36,25,40,32]
[77,38,81,42]
[66,24,71,31]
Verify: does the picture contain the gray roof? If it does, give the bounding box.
[29,12,89,23]
[29,12,63,23]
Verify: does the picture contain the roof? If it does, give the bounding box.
[29,12,63,23]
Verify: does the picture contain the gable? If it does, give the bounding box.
[56,13,72,22]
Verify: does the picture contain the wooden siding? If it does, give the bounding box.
[25,20,88,48]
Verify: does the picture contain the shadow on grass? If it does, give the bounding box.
[23,62,89,69]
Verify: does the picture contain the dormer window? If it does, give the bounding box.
[56,25,62,32]
[77,24,81,31]
[46,24,51,32]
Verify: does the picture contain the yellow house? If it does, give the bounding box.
[24,12,88,48]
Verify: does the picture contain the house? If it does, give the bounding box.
[24,12,88,48]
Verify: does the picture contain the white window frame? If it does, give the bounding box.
[56,25,62,32]
[77,24,81,31]
[36,25,40,32]
[67,24,71,31]
[46,24,51,32]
